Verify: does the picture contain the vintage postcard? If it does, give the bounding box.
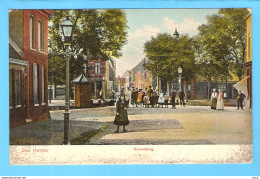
[9,8,252,165]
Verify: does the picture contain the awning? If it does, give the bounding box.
[233,76,249,97]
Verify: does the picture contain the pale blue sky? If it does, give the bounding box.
[116,9,218,76]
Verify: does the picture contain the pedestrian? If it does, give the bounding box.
[236,90,245,110]
[170,90,176,109]
[164,93,169,108]
[143,93,150,108]
[130,87,135,106]
[158,91,165,108]
[179,89,185,107]
[137,89,143,106]
[211,89,218,110]
[114,93,129,133]
[99,89,103,100]
[216,89,224,110]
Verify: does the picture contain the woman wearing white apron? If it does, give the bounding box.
[216,89,224,110]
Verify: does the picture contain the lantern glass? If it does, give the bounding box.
[178,67,182,74]
[61,16,73,38]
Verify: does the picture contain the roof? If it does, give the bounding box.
[72,74,92,83]
[9,37,24,59]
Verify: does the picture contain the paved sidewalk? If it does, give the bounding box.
[10,117,107,145]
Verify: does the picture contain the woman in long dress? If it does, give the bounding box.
[211,89,218,109]
[216,89,224,110]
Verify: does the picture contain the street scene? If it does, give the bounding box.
[9,9,252,148]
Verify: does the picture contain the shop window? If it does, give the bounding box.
[30,15,35,49]
[38,20,44,52]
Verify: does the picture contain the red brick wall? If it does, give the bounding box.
[23,10,50,122]
[88,58,106,79]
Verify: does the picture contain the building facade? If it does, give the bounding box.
[130,59,153,91]
[244,10,252,109]
[88,57,116,99]
[9,10,52,126]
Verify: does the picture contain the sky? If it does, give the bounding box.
[115,9,218,77]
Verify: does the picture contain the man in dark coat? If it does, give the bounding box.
[131,87,136,106]
[114,94,129,133]
[236,90,245,110]
[179,89,185,107]
[170,90,176,109]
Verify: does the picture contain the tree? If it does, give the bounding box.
[144,33,195,82]
[48,9,127,88]
[196,8,248,81]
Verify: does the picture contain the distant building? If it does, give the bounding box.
[116,77,126,92]
[9,10,52,126]
[121,70,131,91]
[130,59,153,91]
[88,57,116,99]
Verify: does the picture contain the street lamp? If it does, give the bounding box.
[61,16,73,145]
[178,66,182,91]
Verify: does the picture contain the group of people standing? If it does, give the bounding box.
[211,89,245,110]
[130,86,186,109]
[211,89,224,110]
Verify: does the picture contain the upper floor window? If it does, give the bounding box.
[29,15,35,49]
[94,62,100,74]
[38,20,44,52]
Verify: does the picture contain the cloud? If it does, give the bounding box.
[128,25,160,41]
[164,17,202,35]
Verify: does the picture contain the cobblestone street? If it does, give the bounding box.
[85,106,252,145]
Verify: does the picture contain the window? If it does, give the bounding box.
[9,68,22,107]
[9,69,13,107]
[248,33,251,60]
[15,70,22,106]
[94,62,100,74]
[29,15,35,49]
[38,20,44,52]
[33,63,39,104]
[42,66,45,103]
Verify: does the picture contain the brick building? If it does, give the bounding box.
[9,10,52,126]
[88,57,116,99]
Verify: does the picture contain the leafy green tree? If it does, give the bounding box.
[48,9,127,88]
[144,33,195,82]
[197,8,248,81]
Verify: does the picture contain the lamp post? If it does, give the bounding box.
[61,16,73,145]
[178,66,182,91]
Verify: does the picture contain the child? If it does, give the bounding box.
[114,93,129,133]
